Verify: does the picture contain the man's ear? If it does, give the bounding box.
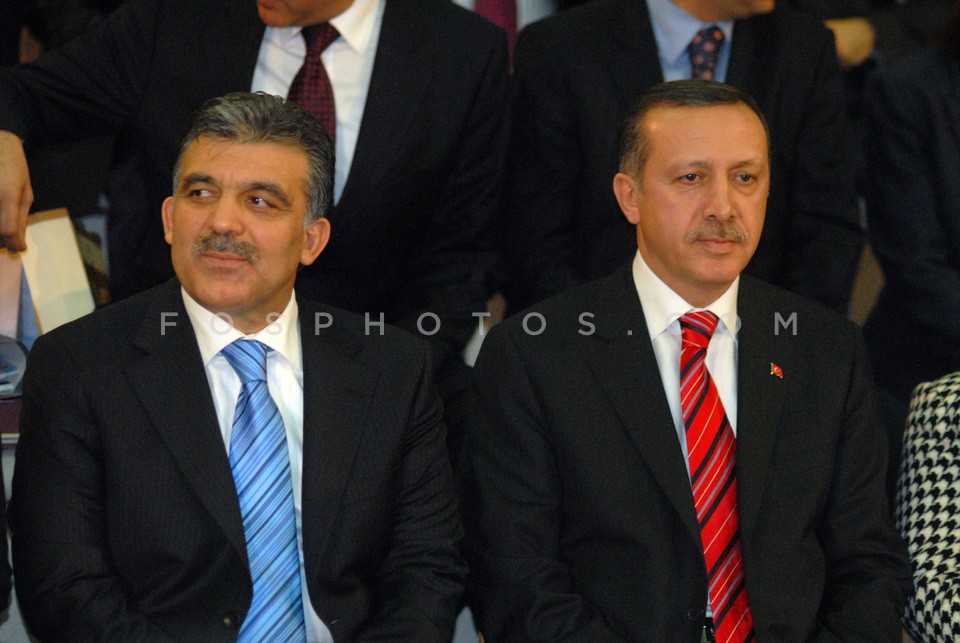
[613,172,642,225]
[300,217,331,266]
[161,196,175,246]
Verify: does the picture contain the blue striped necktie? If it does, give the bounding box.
[221,339,306,642]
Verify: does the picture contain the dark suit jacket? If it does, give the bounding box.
[0,0,507,362]
[503,0,862,314]
[468,265,911,641]
[863,50,960,404]
[9,279,465,642]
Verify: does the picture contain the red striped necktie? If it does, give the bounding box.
[679,311,755,642]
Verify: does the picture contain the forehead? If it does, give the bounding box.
[179,136,309,186]
[641,103,768,169]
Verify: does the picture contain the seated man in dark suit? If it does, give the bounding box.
[503,0,862,315]
[10,92,465,642]
[469,80,910,641]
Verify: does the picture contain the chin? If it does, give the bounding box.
[256,3,293,27]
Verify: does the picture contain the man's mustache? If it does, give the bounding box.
[686,219,747,243]
[192,234,259,261]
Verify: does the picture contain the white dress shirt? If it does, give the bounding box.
[181,288,333,643]
[631,251,739,619]
[630,251,740,475]
[252,0,385,204]
[645,0,734,82]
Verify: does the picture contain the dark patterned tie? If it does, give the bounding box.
[221,340,306,642]
[288,23,340,144]
[688,26,725,80]
[475,0,517,55]
[679,311,755,642]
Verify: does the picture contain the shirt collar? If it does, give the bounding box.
[181,287,303,373]
[327,0,382,54]
[631,250,739,341]
[645,0,735,68]
[261,0,382,55]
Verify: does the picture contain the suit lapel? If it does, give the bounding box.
[210,0,265,94]
[126,281,248,565]
[733,278,791,542]
[609,0,664,110]
[945,57,960,156]
[725,17,768,111]
[338,0,433,208]
[587,267,701,543]
[297,301,378,574]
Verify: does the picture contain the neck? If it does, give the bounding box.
[307,0,355,24]
[670,0,730,22]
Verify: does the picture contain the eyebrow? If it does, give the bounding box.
[179,173,215,191]
[668,158,766,172]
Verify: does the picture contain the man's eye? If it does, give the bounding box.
[188,188,212,198]
[249,196,272,208]
[736,173,756,183]
[679,173,699,183]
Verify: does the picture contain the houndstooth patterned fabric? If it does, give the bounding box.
[895,371,960,642]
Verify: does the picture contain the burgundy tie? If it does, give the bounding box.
[288,23,340,144]
[475,0,517,55]
[688,26,725,80]
[679,311,755,642]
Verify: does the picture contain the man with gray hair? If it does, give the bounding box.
[11,91,465,642]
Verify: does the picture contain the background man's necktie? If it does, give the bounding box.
[221,339,306,642]
[288,23,340,144]
[679,311,755,642]
[475,0,517,55]
[688,26,725,80]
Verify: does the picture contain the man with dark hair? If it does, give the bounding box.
[503,0,862,315]
[11,91,465,642]
[469,80,910,641]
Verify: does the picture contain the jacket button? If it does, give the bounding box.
[222,612,239,628]
[687,607,705,621]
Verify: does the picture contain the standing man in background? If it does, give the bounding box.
[503,0,862,315]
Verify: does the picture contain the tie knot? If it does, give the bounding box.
[688,25,725,80]
[302,22,340,59]
[220,339,269,384]
[680,310,720,350]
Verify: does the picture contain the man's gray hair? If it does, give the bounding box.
[172,91,334,225]
[618,79,770,178]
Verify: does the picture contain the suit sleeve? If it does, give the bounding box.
[864,64,960,353]
[0,0,159,143]
[9,334,172,641]
[393,26,510,361]
[501,25,585,311]
[354,344,467,642]
[467,325,624,642]
[813,331,913,640]
[780,24,864,313]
